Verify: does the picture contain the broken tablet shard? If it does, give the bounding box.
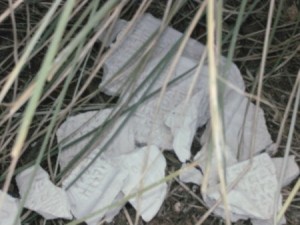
[99,13,246,155]
[109,145,167,222]
[272,155,300,187]
[15,166,72,220]
[104,192,125,223]
[61,144,167,224]
[203,153,281,222]
[99,13,206,96]
[62,150,127,225]
[217,97,273,160]
[165,90,209,162]
[0,191,20,225]
[56,108,135,170]
[117,56,211,150]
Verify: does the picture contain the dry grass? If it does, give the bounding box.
[0,0,299,224]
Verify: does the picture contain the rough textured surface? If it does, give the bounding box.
[63,151,127,225]
[272,155,300,187]
[100,13,204,95]
[119,56,210,150]
[54,13,293,225]
[0,191,20,225]
[165,91,208,162]
[57,113,167,223]
[56,109,135,170]
[16,166,72,220]
[203,153,282,222]
[99,13,257,160]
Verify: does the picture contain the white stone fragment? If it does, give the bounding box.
[203,153,282,222]
[56,105,168,223]
[100,13,206,96]
[225,98,273,160]
[179,96,273,186]
[272,155,300,187]
[194,143,238,186]
[104,192,125,223]
[165,91,208,162]
[52,12,285,225]
[0,191,20,225]
[117,56,210,150]
[62,150,128,225]
[179,164,202,184]
[200,89,273,161]
[57,108,135,170]
[108,145,167,222]
[15,166,72,220]
[100,13,247,158]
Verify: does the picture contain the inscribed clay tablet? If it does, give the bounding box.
[63,150,127,225]
[189,143,238,186]
[272,155,300,187]
[223,97,273,160]
[109,145,167,222]
[100,13,202,95]
[104,192,125,223]
[165,91,209,162]
[15,166,72,220]
[200,96,273,161]
[118,56,211,150]
[100,13,244,95]
[100,13,246,153]
[0,191,20,225]
[179,163,202,184]
[57,109,135,170]
[204,153,281,221]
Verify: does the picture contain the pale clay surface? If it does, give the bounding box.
[165,91,207,162]
[97,14,279,223]
[63,150,128,225]
[107,145,167,222]
[272,155,300,187]
[57,108,167,224]
[15,166,72,220]
[203,153,282,222]
[60,13,285,223]
[0,191,20,225]
[16,13,297,225]
[100,14,249,157]
[56,108,135,170]
[119,56,210,152]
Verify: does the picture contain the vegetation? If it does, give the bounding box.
[0,0,299,224]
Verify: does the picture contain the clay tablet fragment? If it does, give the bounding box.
[0,191,20,225]
[100,13,246,156]
[57,108,135,170]
[109,145,167,222]
[117,56,211,150]
[272,155,300,187]
[100,13,201,95]
[165,91,209,162]
[179,163,202,184]
[219,97,273,160]
[63,150,128,225]
[15,166,72,220]
[181,144,238,186]
[204,153,282,222]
